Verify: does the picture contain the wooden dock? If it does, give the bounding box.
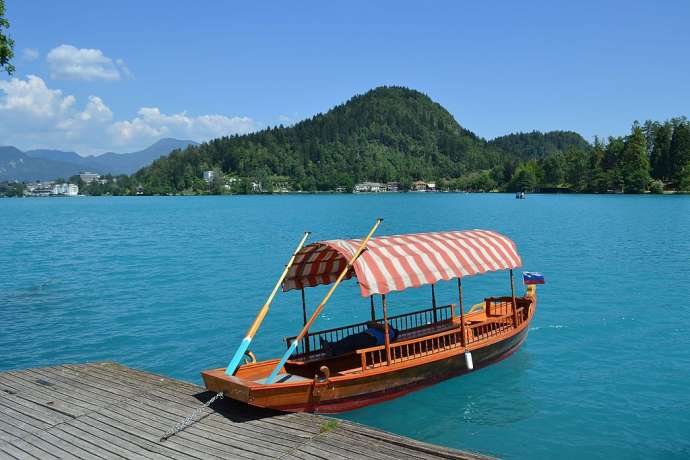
[0,362,493,459]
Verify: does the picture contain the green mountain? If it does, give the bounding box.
[135,86,510,193]
[488,131,591,160]
[135,87,598,194]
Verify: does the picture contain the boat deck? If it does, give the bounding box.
[0,362,494,459]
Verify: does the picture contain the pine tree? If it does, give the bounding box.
[649,122,673,181]
[542,153,565,186]
[586,137,607,193]
[669,122,690,189]
[619,125,650,193]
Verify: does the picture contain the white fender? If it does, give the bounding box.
[465,351,474,370]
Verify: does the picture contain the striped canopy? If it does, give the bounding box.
[282,230,522,297]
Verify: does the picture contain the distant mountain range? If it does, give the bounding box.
[0,138,198,181]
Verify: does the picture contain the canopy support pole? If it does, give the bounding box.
[225,231,311,376]
[370,295,376,321]
[267,218,383,383]
[301,288,309,354]
[301,288,308,326]
[431,284,438,323]
[458,278,466,347]
[510,269,518,327]
[382,294,392,366]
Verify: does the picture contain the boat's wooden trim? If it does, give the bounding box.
[355,296,530,371]
[286,303,455,360]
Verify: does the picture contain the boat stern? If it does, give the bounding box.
[201,368,252,403]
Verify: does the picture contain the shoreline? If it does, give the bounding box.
[3,190,690,198]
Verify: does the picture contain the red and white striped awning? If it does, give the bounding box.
[282,230,522,297]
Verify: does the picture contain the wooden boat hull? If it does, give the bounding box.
[202,317,531,413]
[279,326,528,413]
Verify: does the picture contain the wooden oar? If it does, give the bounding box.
[225,231,311,376]
[266,218,383,383]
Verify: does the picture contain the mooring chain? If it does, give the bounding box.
[160,392,223,442]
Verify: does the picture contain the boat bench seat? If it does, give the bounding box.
[255,373,311,384]
[396,321,457,340]
[293,321,455,367]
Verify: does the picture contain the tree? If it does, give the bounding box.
[508,165,536,192]
[649,121,673,180]
[0,181,23,197]
[677,165,690,191]
[210,168,225,194]
[619,125,650,193]
[649,180,664,194]
[669,122,690,188]
[586,138,607,193]
[0,0,14,75]
[563,147,589,191]
[541,152,565,186]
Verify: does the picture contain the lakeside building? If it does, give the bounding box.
[411,180,428,191]
[353,181,410,193]
[25,181,54,196]
[411,180,436,192]
[273,181,290,193]
[24,181,78,197]
[353,182,384,193]
[223,176,239,191]
[203,170,215,182]
[52,183,79,196]
[386,182,400,192]
[79,172,100,183]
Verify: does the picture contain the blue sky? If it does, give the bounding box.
[1,1,689,154]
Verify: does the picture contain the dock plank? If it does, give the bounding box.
[0,441,40,460]
[0,391,73,425]
[7,433,68,459]
[0,363,492,460]
[32,429,106,460]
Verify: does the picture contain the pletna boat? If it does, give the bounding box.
[202,219,543,413]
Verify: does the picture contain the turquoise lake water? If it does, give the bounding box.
[1,194,689,459]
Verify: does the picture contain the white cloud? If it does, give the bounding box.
[0,74,73,119]
[22,48,40,62]
[46,44,131,81]
[110,108,256,146]
[0,75,257,154]
[115,59,133,79]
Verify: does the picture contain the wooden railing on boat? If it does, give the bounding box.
[285,304,454,360]
[357,296,531,371]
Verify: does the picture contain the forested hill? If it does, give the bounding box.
[135,86,506,193]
